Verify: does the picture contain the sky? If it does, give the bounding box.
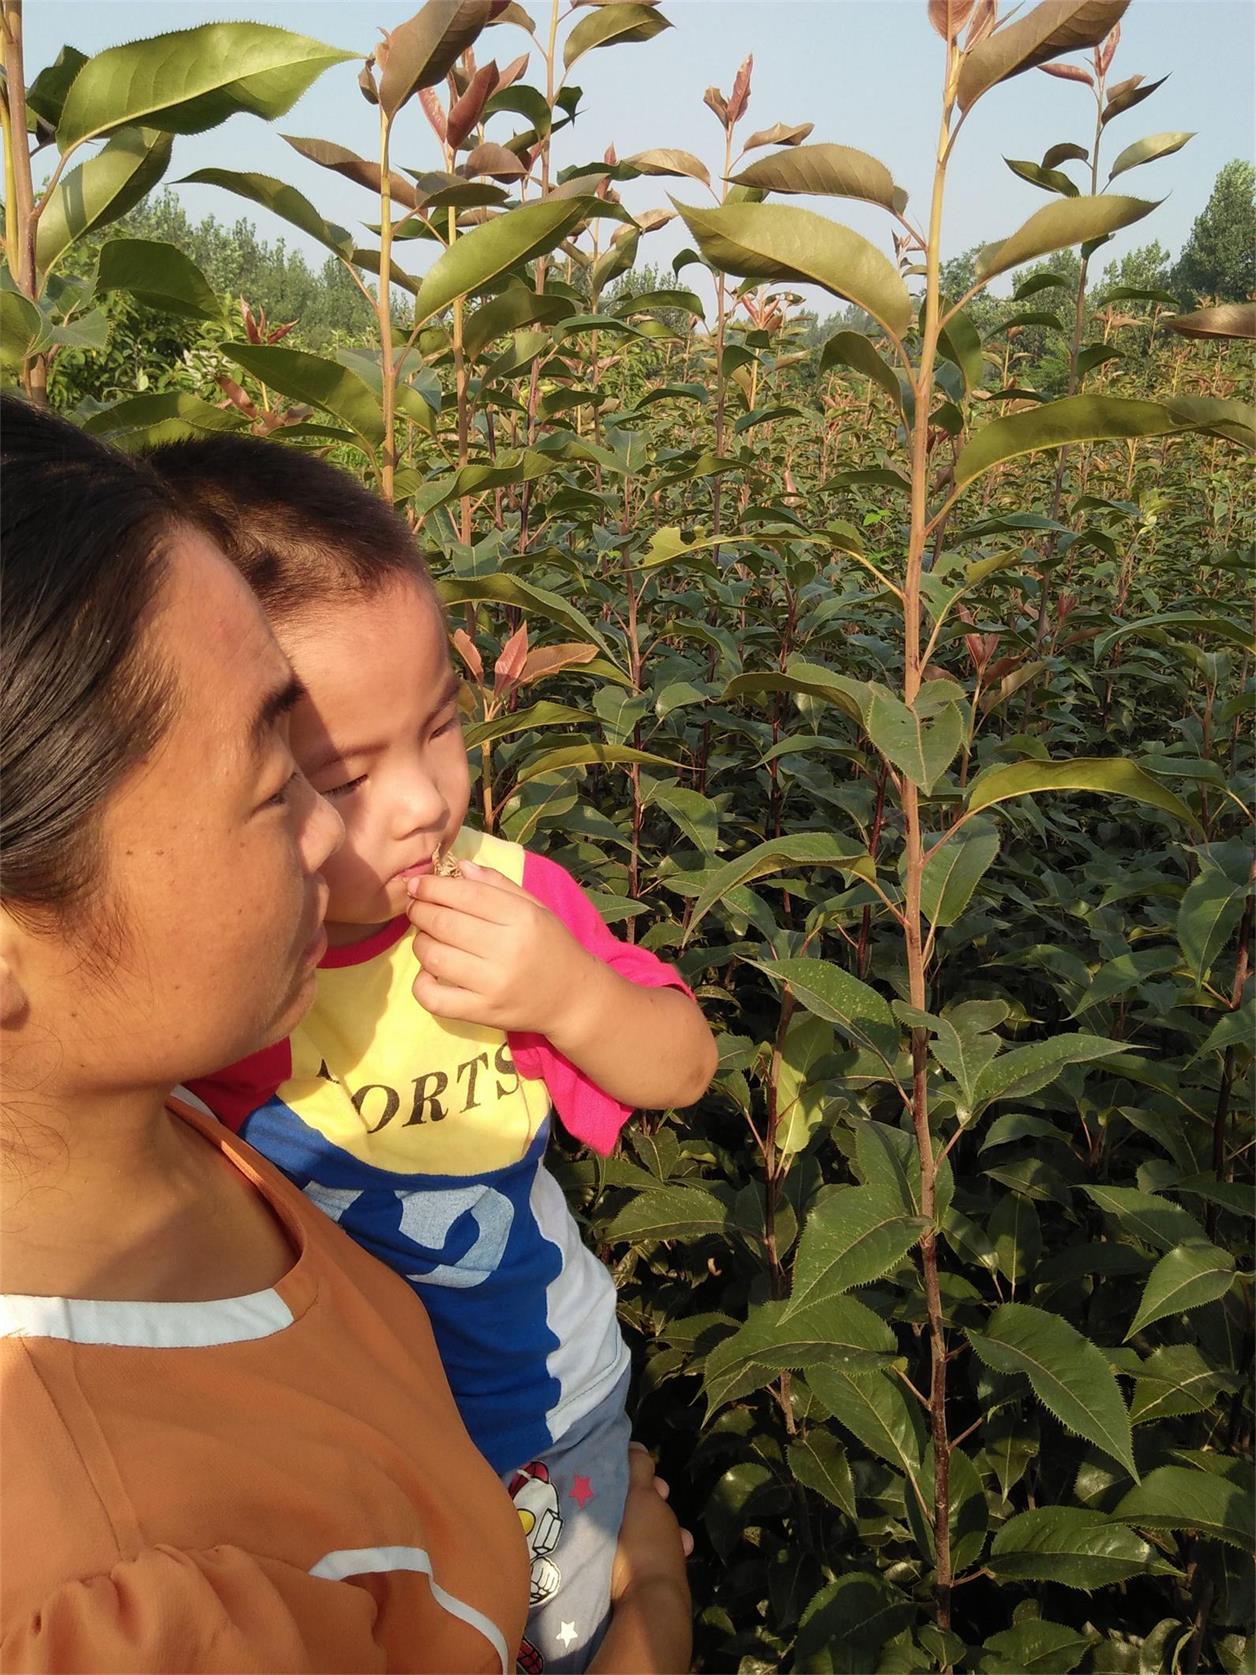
[23,1,1256,314]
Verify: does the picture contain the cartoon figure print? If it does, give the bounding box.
[510,1460,563,1605]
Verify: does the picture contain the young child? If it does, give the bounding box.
[151,437,716,1674]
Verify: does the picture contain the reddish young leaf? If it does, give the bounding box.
[1039,60,1095,85]
[494,621,530,695]
[446,59,499,148]
[727,54,753,125]
[703,85,729,127]
[419,85,447,142]
[452,627,484,683]
[518,642,599,686]
[496,51,530,93]
[462,141,526,179]
[928,0,977,39]
[1099,21,1121,74]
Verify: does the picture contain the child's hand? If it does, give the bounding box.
[406,858,602,1038]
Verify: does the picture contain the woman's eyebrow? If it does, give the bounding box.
[249,674,304,756]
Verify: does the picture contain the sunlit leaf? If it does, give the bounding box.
[1126,1242,1236,1338]
[37,127,173,275]
[563,2,670,70]
[957,0,1131,112]
[95,237,221,320]
[976,195,1156,283]
[730,143,907,214]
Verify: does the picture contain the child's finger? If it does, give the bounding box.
[681,1529,694,1557]
[407,870,522,924]
[411,969,488,1021]
[406,896,500,957]
[653,1476,670,1501]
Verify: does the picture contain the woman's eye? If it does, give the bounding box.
[323,774,367,800]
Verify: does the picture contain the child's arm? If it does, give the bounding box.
[406,856,717,1117]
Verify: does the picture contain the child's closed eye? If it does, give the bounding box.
[322,774,367,800]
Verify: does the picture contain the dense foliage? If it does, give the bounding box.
[3,1,1253,1670]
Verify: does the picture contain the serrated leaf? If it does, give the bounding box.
[988,1505,1172,1588]
[730,143,908,214]
[775,1013,833,1156]
[562,2,670,69]
[606,1184,730,1242]
[623,148,710,186]
[1126,1242,1236,1338]
[788,1431,856,1518]
[1081,1185,1208,1253]
[976,195,1156,283]
[971,1032,1129,1112]
[225,343,384,445]
[1109,130,1194,179]
[796,1573,915,1675]
[989,1192,1042,1291]
[957,0,1131,111]
[178,168,354,257]
[703,1294,896,1412]
[865,689,963,792]
[809,1364,926,1475]
[785,1187,927,1313]
[753,956,900,1063]
[921,819,1000,927]
[1177,867,1248,987]
[967,1302,1137,1478]
[685,833,873,940]
[674,200,913,339]
[978,1620,1094,1673]
[1130,1344,1235,1425]
[57,22,351,151]
[95,237,220,320]
[37,127,173,276]
[413,197,593,326]
[1116,1465,1254,1552]
[436,572,616,660]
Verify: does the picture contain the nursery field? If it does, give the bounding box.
[3,0,1254,1669]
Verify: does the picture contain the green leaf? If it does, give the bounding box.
[1081,1185,1208,1253]
[971,1033,1129,1112]
[795,1573,915,1675]
[562,2,670,70]
[178,168,354,257]
[865,690,963,792]
[965,753,1200,830]
[703,1294,897,1412]
[674,200,913,339]
[606,1184,730,1242]
[954,394,1254,491]
[81,390,249,441]
[988,1505,1171,1589]
[752,956,900,1063]
[809,1365,926,1476]
[37,127,173,276]
[436,573,616,661]
[723,659,872,724]
[57,23,351,151]
[1130,1344,1236,1426]
[1004,156,1080,197]
[729,143,907,214]
[1071,946,1181,1017]
[1126,1242,1236,1338]
[646,785,720,854]
[967,1302,1138,1478]
[989,1193,1042,1292]
[957,0,1131,111]
[774,1012,834,1156]
[820,329,910,416]
[0,291,47,370]
[379,0,502,117]
[788,1431,856,1519]
[685,833,873,940]
[413,197,593,326]
[785,1187,927,1313]
[1116,1465,1254,1552]
[513,742,675,789]
[224,343,384,446]
[978,1620,1093,1674]
[977,195,1156,283]
[26,45,89,130]
[95,237,221,320]
[1177,868,1249,987]
[463,286,577,358]
[1109,130,1194,180]
[921,819,1000,927]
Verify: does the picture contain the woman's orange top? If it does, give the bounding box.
[0,1101,529,1673]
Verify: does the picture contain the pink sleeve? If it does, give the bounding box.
[508,850,693,1156]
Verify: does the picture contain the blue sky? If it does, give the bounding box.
[25,1,1256,310]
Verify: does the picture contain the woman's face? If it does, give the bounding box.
[6,531,343,1100]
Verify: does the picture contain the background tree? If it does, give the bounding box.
[1172,158,1256,303]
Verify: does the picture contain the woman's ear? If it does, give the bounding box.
[0,914,31,1028]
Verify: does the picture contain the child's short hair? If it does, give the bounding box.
[146,436,435,622]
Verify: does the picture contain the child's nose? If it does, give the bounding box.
[395,771,448,836]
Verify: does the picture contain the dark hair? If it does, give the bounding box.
[146,435,434,620]
[0,395,180,923]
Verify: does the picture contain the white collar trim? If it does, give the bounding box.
[0,1287,293,1348]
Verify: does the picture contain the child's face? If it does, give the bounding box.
[281,574,470,944]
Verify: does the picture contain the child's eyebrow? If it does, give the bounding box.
[425,671,462,722]
[301,676,463,777]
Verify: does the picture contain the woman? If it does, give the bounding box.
[0,397,691,1674]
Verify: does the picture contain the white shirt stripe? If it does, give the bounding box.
[308,1545,509,1673]
[0,1289,293,1347]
